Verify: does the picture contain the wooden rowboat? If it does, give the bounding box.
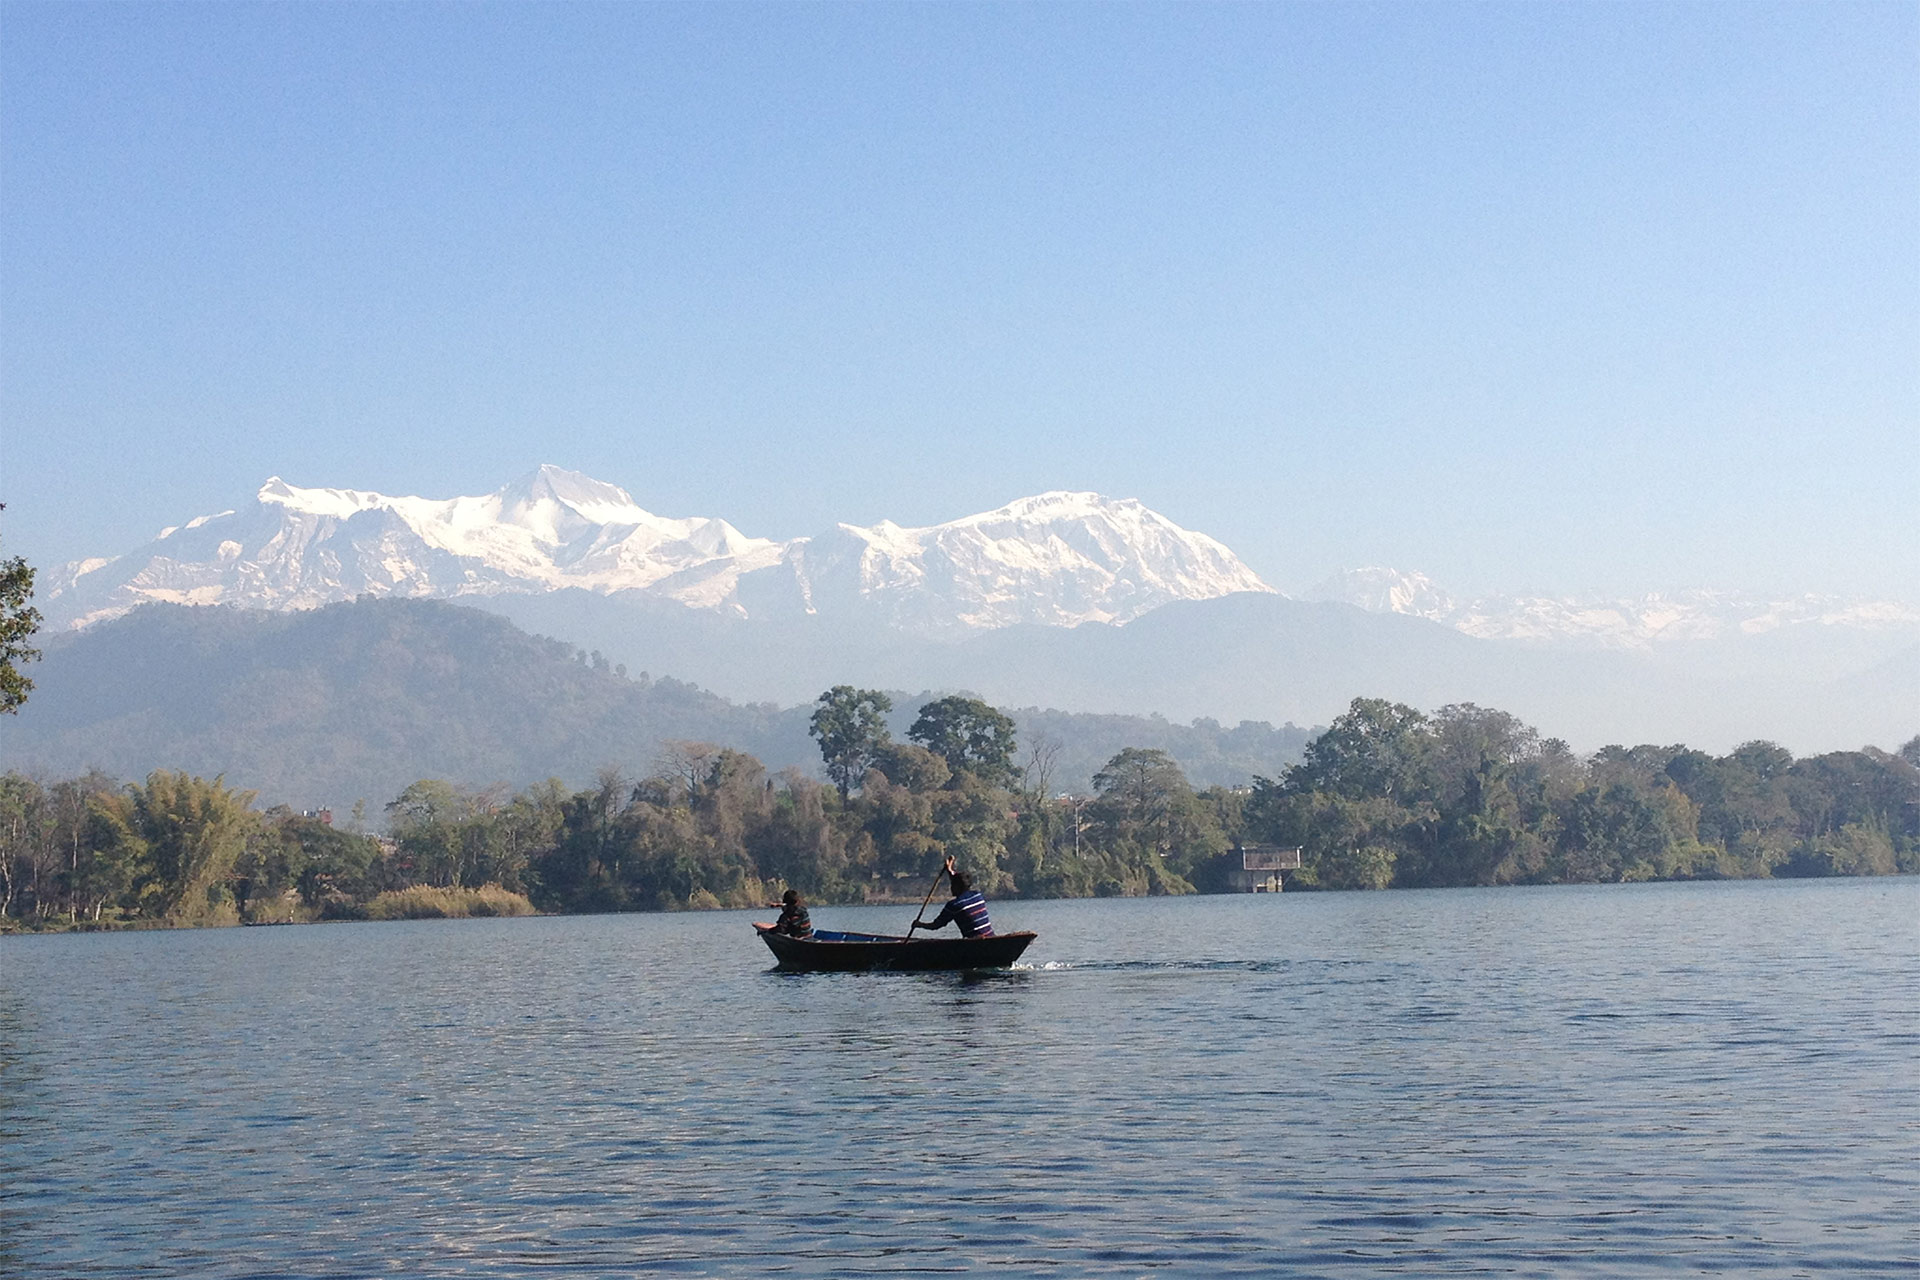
[754,924,1037,972]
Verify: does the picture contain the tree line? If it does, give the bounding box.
[1,691,1914,930]
[1249,699,1920,888]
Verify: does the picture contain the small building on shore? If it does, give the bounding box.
[1230,843,1302,892]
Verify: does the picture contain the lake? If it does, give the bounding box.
[2,878,1916,1277]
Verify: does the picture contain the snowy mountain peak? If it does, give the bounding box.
[40,471,1272,636]
[500,465,646,525]
[256,476,389,519]
[765,490,1273,634]
[976,490,1138,522]
[1308,566,1920,653]
[1305,567,1457,619]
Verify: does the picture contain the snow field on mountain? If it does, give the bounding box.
[42,467,1916,660]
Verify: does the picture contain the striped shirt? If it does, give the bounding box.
[930,889,994,938]
[774,903,813,939]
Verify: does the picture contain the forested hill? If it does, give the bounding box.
[3,598,803,810]
[1,599,1313,809]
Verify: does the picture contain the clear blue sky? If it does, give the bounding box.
[2,1,1913,600]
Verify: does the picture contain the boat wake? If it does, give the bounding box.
[1013,958,1388,976]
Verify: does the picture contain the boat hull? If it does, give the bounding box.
[755,925,1037,972]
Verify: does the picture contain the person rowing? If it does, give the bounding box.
[909,856,995,938]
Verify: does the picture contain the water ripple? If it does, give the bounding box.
[2,880,1917,1276]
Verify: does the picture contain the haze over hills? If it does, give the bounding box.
[1306,566,1920,656]
[26,466,1918,753]
[0,599,1313,808]
[7,595,1905,816]
[475,588,1914,755]
[1,599,802,810]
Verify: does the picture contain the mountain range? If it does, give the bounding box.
[45,466,1916,656]
[26,467,1919,754]
[1305,566,1919,657]
[41,465,1270,637]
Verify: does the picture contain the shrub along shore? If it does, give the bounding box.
[2,694,1914,932]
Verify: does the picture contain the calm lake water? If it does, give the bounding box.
[2,879,1916,1278]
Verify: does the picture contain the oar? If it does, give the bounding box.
[906,861,950,935]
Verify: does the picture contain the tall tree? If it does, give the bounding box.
[1092,748,1190,838]
[651,740,723,809]
[104,771,260,923]
[0,506,40,714]
[809,686,893,801]
[908,695,1019,787]
[1087,747,1212,893]
[0,774,47,920]
[385,779,465,886]
[1020,731,1063,805]
[1286,697,1430,801]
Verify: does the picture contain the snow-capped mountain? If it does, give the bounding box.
[1301,567,1458,620]
[743,490,1271,635]
[44,469,1914,664]
[1305,567,1920,652]
[40,467,1274,636]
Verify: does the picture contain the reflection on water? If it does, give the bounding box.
[2,879,1916,1277]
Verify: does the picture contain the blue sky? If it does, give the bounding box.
[2,1,1913,599]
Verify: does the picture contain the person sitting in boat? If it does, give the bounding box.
[767,889,813,939]
[912,858,995,938]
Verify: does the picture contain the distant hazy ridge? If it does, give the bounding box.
[2,599,1314,808]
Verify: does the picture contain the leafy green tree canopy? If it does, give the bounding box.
[869,741,952,793]
[0,505,40,714]
[908,695,1019,788]
[1286,697,1429,801]
[123,771,260,922]
[808,685,893,800]
[1092,747,1193,836]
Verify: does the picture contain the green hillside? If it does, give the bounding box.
[6,599,810,811]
